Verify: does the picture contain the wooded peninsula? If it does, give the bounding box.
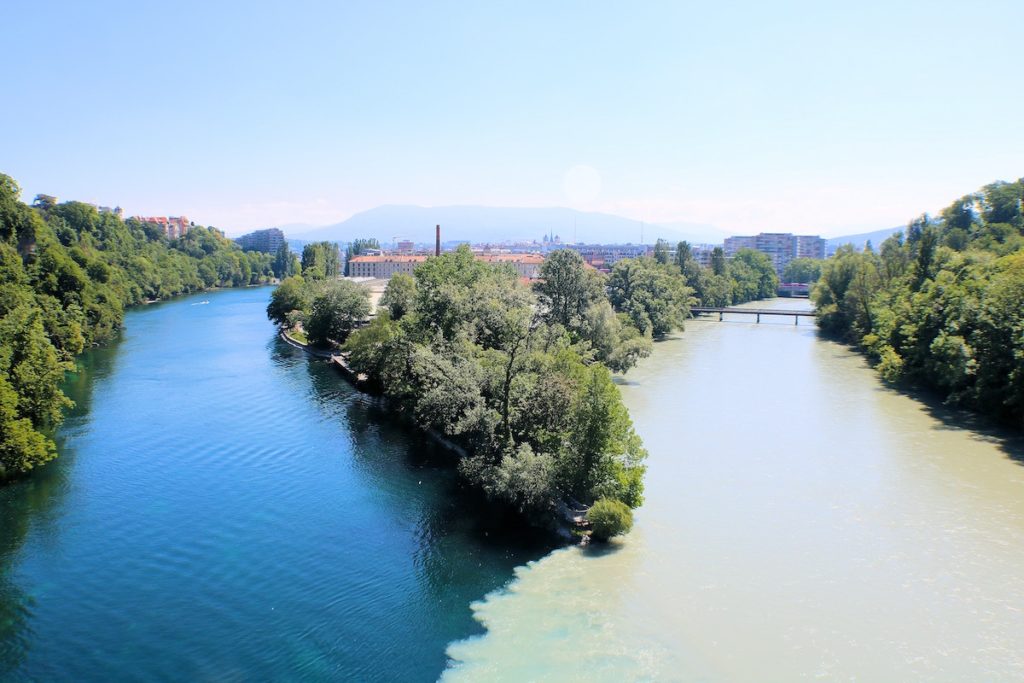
[268,240,779,536]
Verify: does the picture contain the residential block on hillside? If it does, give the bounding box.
[235,228,286,253]
[133,215,192,239]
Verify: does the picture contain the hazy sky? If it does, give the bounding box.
[3,1,1022,237]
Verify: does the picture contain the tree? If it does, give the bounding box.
[653,238,670,264]
[607,258,693,338]
[783,257,824,284]
[306,279,371,345]
[380,272,417,320]
[675,240,692,273]
[301,241,341,280]
[730,249,778,301]
[266,276,310,326]
[272,243,298,279]
[587,498,634,541]
[710,246,727,276]
[533,249,603,333]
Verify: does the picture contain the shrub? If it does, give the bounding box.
[586,498,633,541]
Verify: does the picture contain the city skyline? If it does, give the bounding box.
[4,1,1022,237]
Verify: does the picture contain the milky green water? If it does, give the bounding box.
[444,299,1024,681]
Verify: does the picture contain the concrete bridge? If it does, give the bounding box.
[690,306,816,325]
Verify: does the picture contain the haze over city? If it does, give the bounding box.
[4,0,1022,237]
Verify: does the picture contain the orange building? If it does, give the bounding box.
[348,253,545,280]
[135,215,192,239]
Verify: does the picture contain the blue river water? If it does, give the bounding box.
[0,287,553,681]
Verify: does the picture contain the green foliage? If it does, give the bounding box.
[728,249,779,303]
[535,249,651,372]
[0,171,271,480]
[783,257,824,283]
[607,257,693,338]
[266,276,309,326]
[272,243,299,279]
[306,279,371,345]
[710,246,727,276]
[340,244,650,523]
[301,241,341,280]
[586,498,634,541]
[380,272,416,320]
[653,238,670,264]
[812,176,1024,427]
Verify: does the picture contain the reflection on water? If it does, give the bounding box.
[0,287,553,681]
[445,299,1024,681]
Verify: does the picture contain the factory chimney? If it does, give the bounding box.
[435,224,441,257]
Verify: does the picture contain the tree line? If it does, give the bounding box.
[0,172,277,480]
[655,239,780,306]
[813,177,1024,427]
[268,246,702,534]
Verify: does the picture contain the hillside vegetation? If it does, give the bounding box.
[0,173,276,480]
[813,177,1024,427]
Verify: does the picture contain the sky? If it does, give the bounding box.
[2,0,1022,238]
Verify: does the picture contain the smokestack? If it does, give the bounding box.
[435,224,441,257]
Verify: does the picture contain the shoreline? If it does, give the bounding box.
[277,325,582,541]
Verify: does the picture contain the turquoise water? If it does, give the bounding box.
[0,287,552,681]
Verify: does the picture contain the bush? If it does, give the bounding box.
[586,498,633,541]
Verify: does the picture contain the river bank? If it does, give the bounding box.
[443,298,1024,681]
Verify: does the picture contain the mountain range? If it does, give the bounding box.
[261,204,903,253]
[286,205,733,247]
[825,226,904,253]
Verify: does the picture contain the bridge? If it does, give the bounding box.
[690,306,816,324]
[777,282,810,297]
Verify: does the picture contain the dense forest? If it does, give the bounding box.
[813,177,1024,427]
[0,173,279,480]
[269,246,698,533]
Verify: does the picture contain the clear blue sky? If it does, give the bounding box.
[3,0,1022,237]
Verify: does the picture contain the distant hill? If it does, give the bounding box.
[288,205,732,247]
[826,226,903,254]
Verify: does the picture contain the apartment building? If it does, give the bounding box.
[724,232,825,275]
[235,228,286,253]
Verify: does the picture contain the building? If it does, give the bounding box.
[348,253,545,280]
[724,232,825,275]
[474,253,544,279]
[235,228,286,253]
[348,255,427,278]
[135,215,192,239]
[567,244,650,272]
[691,245,715,268]
[395,240,415,254]
[796,235,826,259]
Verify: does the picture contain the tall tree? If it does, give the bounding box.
[710,246,727,276]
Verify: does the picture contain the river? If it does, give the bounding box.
[0,287,553,681]
[444,299,1024,681]
[3,292,1023,681]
